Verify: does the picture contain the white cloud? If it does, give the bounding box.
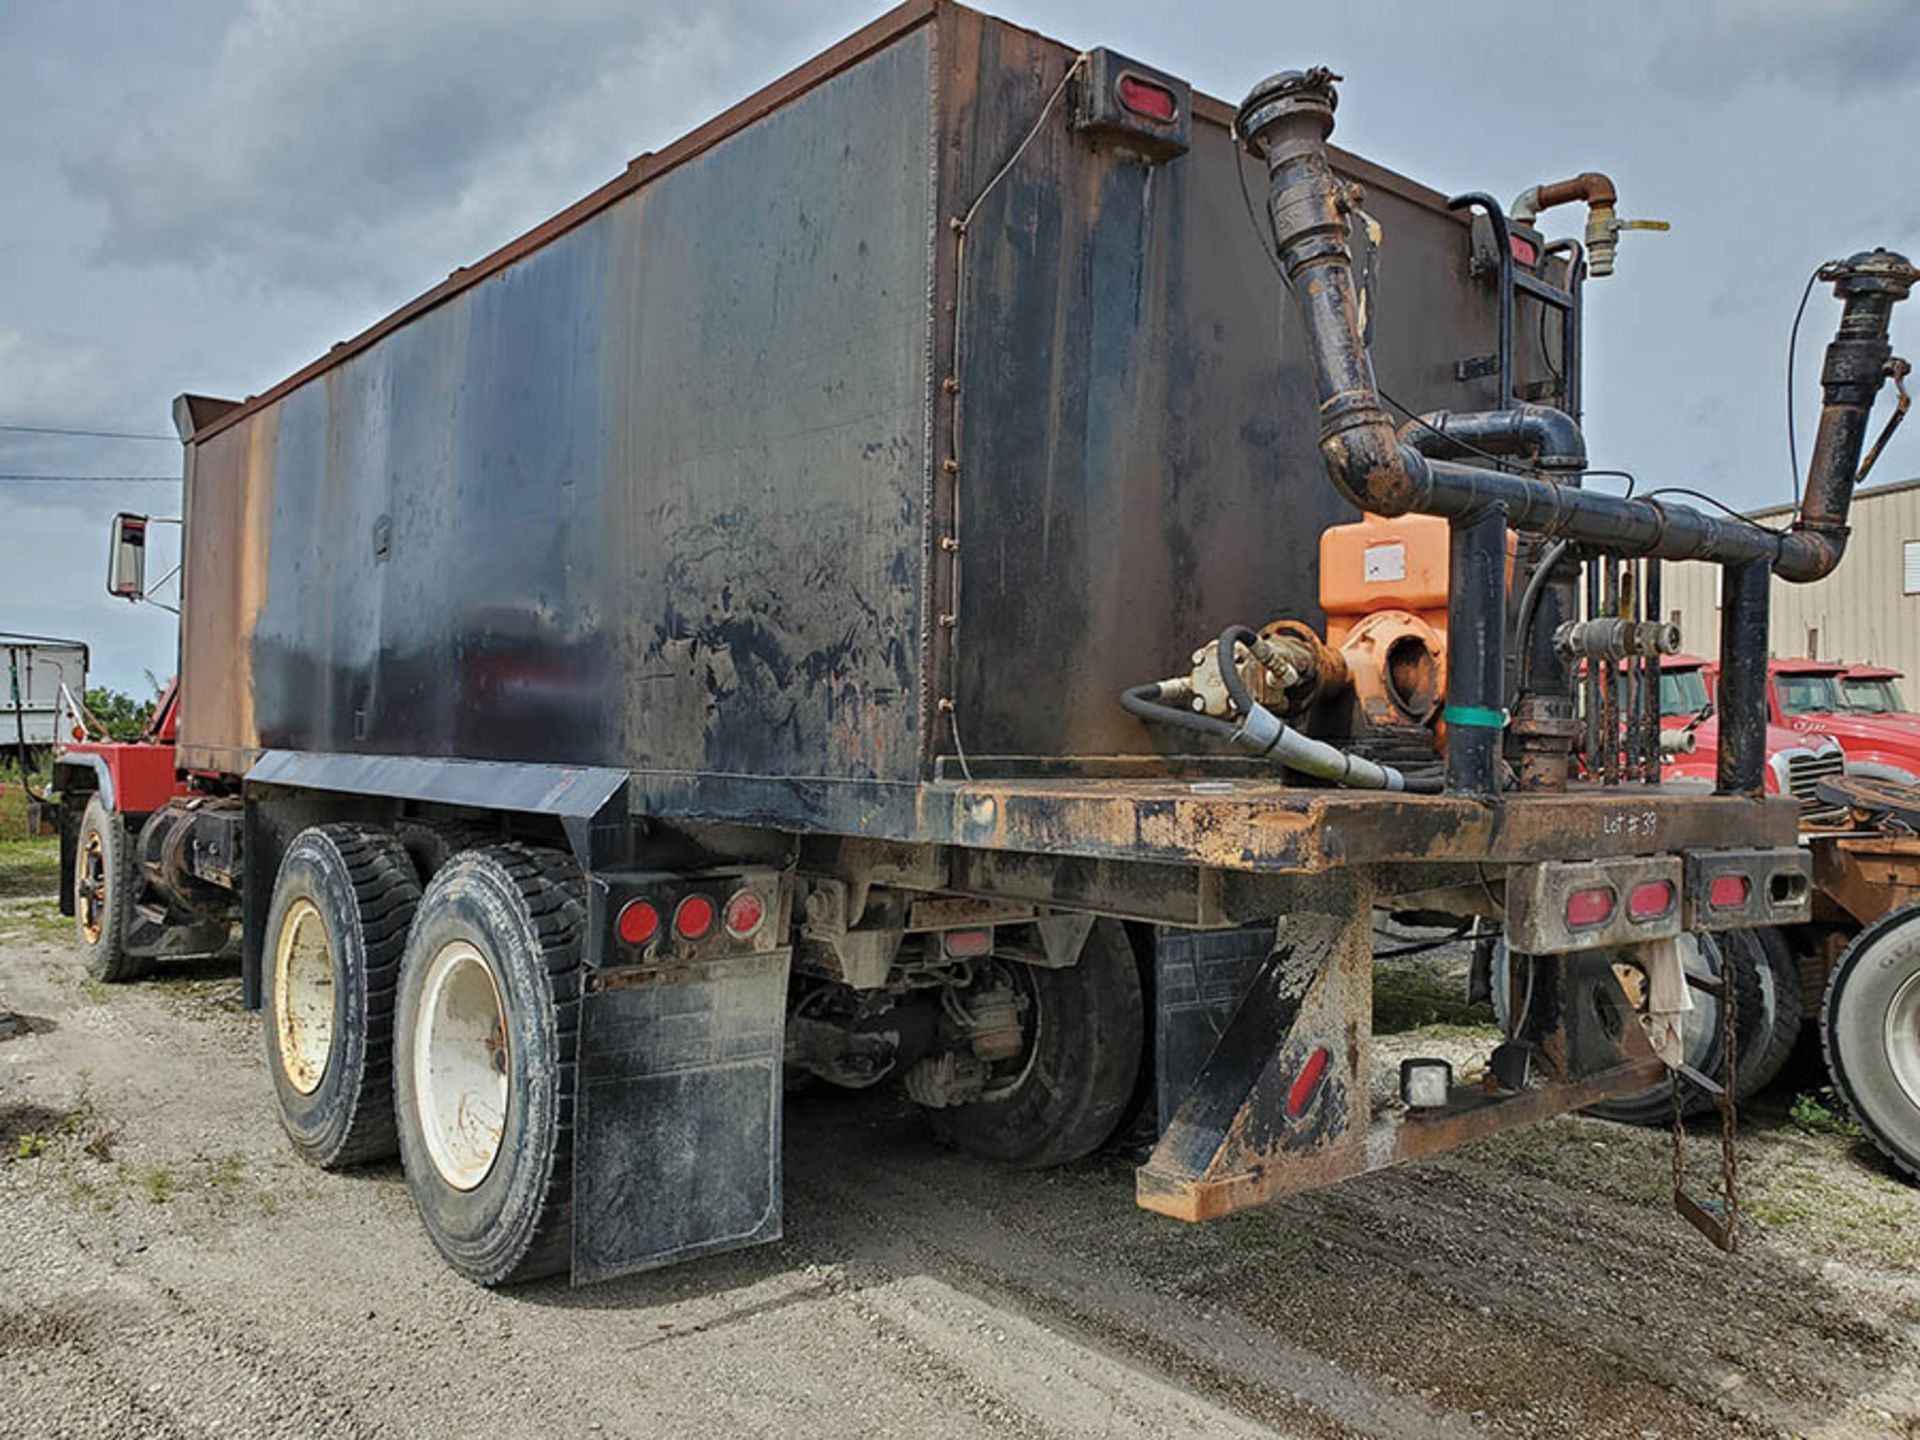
[67,0,811,296]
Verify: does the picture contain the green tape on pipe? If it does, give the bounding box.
[1442,704,1507,730]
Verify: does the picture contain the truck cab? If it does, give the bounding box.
[1708,657,1920,787]
[1840,664,1910,715]
[1655,655,1846,818]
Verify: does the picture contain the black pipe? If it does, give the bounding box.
[1715,561,1771,796]
[1641,559,1662,782]
[1235,68,1914,584]
[1446,194,1514,409]
[1401,405,1586,471]
[1446,506,1507,796]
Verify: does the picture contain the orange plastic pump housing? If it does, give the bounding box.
[1319,512,1453,644]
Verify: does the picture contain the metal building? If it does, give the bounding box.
[1664,476,1920,684]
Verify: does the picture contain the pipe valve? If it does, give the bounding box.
[1511,173,1667,278]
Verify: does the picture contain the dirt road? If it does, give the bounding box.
[3,859,1919,1437]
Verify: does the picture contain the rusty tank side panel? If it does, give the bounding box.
[172,2,1689,879]
[177,23,940,786]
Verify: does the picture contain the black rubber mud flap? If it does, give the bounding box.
[1152,923,1276,1135]
[571,951,790,1283]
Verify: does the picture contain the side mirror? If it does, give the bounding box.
[108,513,148,600]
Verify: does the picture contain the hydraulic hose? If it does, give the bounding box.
[1234,68,1915,584]
[1120,680,1442,793]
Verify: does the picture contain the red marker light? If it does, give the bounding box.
[1116,74,1178,123]
[616,899,659,946]
[1628,880,1675,921]
[674,894,716,940]
[1286,1046,1331,1118]
[1708,874,1751,909]
[724,889,766,939]
[1510,234,1540,267]
[1566,887,1615,929]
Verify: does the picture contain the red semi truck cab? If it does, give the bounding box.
[1656,655,1846,816]
[1840,664,1910,715]
[1706,658,1920,788]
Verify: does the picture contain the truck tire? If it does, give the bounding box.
[1737,927,1803,1101]
[394,845,584,1286]
[74,796,147,983]
[262,824,421,1169]
[395,819,498,886]
[928,918,1143,1169]
[1823,905,1920,1181]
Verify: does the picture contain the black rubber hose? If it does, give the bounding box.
[1216,625,1263,716]
[1513,537,1573,693]
[1120,684,1239,741]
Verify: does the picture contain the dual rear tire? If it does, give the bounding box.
[261,829,582,1285]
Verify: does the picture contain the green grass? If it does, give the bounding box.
[0,835,59,901]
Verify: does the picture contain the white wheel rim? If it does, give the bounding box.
[414,940,510,1191]
[273,898,335,1095]
[1885,969,1920,1112]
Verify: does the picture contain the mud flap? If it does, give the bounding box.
[1152,923,1276,1135]
[572,951,790,1283]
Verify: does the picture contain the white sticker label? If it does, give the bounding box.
[1364,542,1407,583]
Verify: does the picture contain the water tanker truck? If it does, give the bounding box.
[53,1,1917,1284]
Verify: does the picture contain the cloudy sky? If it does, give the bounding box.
[3,0,1917,693]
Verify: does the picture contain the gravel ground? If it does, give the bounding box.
[2,873,1919,1438]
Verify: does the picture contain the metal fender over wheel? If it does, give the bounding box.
[74,796,145,983]
[262,824,421,1168]
[1824,905,1920,1181]
[928,918,1143,1169]
[394,845,585,1286]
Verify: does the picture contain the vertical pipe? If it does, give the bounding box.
[1642,559,1663,782]
[1583,555,1601,772]
[1624,560,1643,782]
[1716,560,1772,797]
[1600,560,1620,785]
[1447,506,1508,795]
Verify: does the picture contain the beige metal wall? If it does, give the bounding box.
[1662,478,1920,678]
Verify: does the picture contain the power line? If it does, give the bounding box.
[0,481,177,495]
[0,422,177,441]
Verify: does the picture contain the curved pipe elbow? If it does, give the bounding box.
[1772,526,1848,584]
[1321,417,1434,517]
[1399,405,1587,471]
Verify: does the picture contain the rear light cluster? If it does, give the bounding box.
[615,882,771,955]
[1565,878,1679,929]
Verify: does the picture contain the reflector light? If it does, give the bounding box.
[1286,1045,1332,1118]
[1510,234,1540,267]
[1628,880,1675,921]
[1708,873,1751,909]
[943,928,994,959]
[1116,74,1178,123]
[616,899,659,946]
[1565,887,1615,928]
[674,894,716,940]
[724,888,765,939]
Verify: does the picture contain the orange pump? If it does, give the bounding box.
[1319,512,1452,645]
[1318,513,1514,731]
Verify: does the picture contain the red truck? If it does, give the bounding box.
[1840,664,1909,714]
[1706,657,1920,787]
[1654,655,1846,816]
